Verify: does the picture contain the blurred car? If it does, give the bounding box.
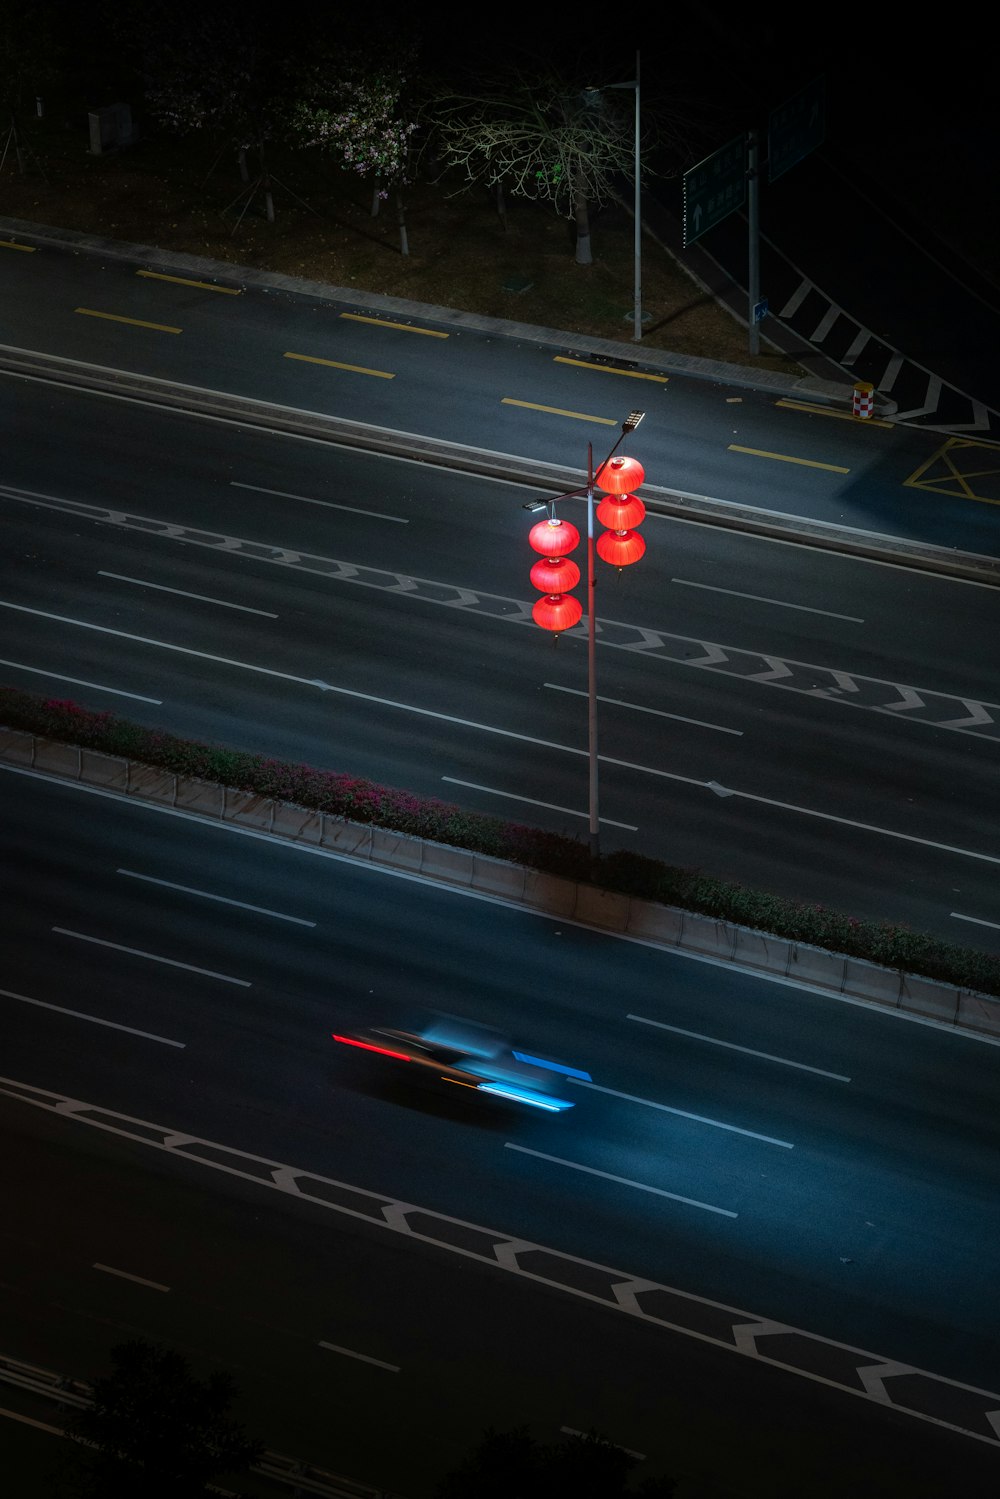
[331,1018,581,1113]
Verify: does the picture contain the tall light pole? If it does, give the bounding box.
[584,51,643,342]
[525,411,646,860]
[610,51,642,342]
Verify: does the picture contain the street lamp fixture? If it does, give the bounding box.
[523,411,647,860]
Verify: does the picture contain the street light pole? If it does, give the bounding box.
[609,51,641,342]
[632,50,641,342]
[586,440,599,855]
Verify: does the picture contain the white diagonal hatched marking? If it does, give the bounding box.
[882,687,926,714]
[2,485,999,740]
[2,1073,1000,1448]
[937,701,995,729]
[749,655,794,683]
[856,1359,926,1403]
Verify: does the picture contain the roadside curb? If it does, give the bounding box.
[6,727,1000,1043]
[0,213,893,412]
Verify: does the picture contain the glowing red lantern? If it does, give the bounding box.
[595,454,645,494]
[597,529,646,567]
[530,555,581,592]
[532,592,583,633]
[596,493,646,529]
[528,516,580,558]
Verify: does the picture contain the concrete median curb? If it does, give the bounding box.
[6,726,1000,1042]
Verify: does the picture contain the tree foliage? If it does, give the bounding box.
[0,7,62,116]
[434,1425,676,1498]
[286,45,419,192]
[422,58,722,263]
[65,1338,264,1498]
[106,0,303,161]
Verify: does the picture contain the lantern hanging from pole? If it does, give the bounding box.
[532,592,583,634]
[528,510,581,639]
[530,554,581,593]
[595,454,645,494]
[597,528,646,568]
[528,516,580,558]
[596,492,645,530]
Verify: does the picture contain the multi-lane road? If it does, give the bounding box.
[2,373,999,946]
[3,220,1000,1495]
[4,775,1000,1495]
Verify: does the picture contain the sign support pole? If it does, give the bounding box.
[747,129,760,357]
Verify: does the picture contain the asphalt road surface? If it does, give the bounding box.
[3,773,1000,1496]
[2,380,999,947]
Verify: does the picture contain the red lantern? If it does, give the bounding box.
[596,493,645,529]
[597,529,646,567]
[530,555,581,592]
[595,454,645,494]
[528,516,580,557]
[532,593,583,633]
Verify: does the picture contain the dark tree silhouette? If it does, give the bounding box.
[64,1338,264,1498]
[435,1424,675,1498]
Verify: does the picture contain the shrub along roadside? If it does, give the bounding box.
[5,685,1000,999]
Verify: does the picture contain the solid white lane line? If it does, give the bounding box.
[505,1144,737,1216]
[99,571,278,617]
[0,657,161,704]
[93,1264,170,1292]
[0,1408,65,1436]
[1,602,993,869]
[671,577,863,622]
[231,481,407,523]
[0,986,185,1047]
[545,682,743,735]
[51,928,251,986]
[951,912,1000,931]
[628,1014,851,1081]
[317,1341,400,1372]
[116,869,315,926]
[568,1080,793,1147]
[560,1426,645,1460]
[441,778,638,830]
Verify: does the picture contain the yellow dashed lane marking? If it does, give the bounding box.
[502,397,617,425]
[137,270,241,295]
[340,312,447,337]
[75,308,182,333]
[776,398,893,429]
[0,240,35,252]
[284,351,394,379]
[554,356,667,384]
[728,444,850,474]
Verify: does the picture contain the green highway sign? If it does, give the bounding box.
[682,135,746,246]
[768,77,825,182]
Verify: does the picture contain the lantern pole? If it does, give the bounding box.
[586,441,599,858]
[523,410,645,866]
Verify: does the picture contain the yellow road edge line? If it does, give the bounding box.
[340,311,448,338]
[501,397,617,425]
[0,240,35,252]
[728,444,850,474]
[554,356,667,384]
[137,269,241,295]
[776,398,893,429]
[75,307,182,334]
[283,351,395,379]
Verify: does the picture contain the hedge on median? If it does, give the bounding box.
[4,684,999,999]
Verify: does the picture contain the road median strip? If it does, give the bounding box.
[3,725,999,1042]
